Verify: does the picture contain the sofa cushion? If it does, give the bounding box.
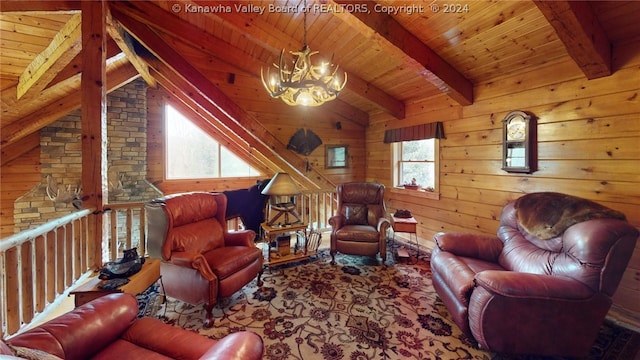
[204,246,263,281]
[335,225,379,242]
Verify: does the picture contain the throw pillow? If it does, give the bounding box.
[344,204,368,225]
[7,344,62,360]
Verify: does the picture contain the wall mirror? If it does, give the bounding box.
[326,145,348,169]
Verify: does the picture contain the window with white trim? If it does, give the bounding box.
[165,104,259,179]
[393,138,438,190]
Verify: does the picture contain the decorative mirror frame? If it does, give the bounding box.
[325,145,349,169]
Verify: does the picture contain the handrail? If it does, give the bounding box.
[0,209,92,252]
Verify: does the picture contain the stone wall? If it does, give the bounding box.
[14,79,162,232]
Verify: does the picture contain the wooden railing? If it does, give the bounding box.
[0,209,94,337]
[0,188,337,337]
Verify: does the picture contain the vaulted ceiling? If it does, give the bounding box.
[2,1,640,182]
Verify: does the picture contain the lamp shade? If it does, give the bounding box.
[261,173,301,196]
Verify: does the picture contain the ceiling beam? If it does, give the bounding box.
[188,0,398,119]
[17,13,81,99]
[0,62,139,149]
[333,0,473,106]
[110,7,334,190]
[105,8,156,88]
[533,1,611,79]
[110,1,374,124]
[0,0,80,13]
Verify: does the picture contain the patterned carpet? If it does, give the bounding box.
[140,248,640,360]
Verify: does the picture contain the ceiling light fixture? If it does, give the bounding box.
[261,0,347,107]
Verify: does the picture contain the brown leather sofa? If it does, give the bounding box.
[0,293,263,360]
[145,192,263,328]
[329,182,390,265]
[431,193,639,357]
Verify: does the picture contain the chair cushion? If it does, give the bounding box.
[169,219,225,254]
[335,225,379,242]
[343,204,368,225]
[204,246,263,281]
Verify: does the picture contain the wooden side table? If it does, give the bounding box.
[390,216,419,262]
[70,258,161,307]
[260,222,314,267]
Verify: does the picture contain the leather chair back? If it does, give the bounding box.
[497,201,638,295]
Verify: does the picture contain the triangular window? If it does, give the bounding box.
[165,104,259,179]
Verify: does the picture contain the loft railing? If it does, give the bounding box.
[0,188,337,337]
[0,209,94,337]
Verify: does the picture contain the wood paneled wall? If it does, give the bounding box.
[366,40,640,328]
[0,132,41,237]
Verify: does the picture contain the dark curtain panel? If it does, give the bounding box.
[383,122,445,143]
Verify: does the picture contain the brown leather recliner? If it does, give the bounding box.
[329,182,390,265]
[431,192,639,357]
[146,192,263,328]
[0,293,264,360]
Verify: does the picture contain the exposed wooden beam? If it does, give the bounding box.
[81,0,107,270]
[0,0,80,12]
[105,8,156,88]
[17,13,82,99]
[533,1,611,79]
[0,62,139,150]
[111,7,334,190]
[333,0,473,106]
[112,1,379,122]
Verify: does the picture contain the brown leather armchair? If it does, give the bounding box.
[146,192,263,328]
[431,192,639,357]
[1,293,264,360]
[329,182,390,265]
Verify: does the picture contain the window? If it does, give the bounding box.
[393,138,438,190]
[325,145,348,168]
[165,104,259,179]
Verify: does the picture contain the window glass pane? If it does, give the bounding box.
[400,162,434,188]
[166,105,219,179]
[401,139,434,161]
[221,147,259,177]
[165,105,260,179]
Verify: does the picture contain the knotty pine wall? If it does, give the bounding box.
[366,40,640,328]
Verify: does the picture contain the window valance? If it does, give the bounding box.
[383,122,445,143]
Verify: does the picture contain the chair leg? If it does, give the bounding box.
[256,270,263,287]
[204,303,215,328]
[330,250,336,265]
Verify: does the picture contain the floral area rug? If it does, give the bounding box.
[148,248,640,360]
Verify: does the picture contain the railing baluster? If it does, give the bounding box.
[21,241,34,326]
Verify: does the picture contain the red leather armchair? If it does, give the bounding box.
[431,193,638,357]
[146,192,263,328]
[0,293,263,360]
[329,182,390,265]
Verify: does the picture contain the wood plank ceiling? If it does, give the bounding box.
[2,0,640,186]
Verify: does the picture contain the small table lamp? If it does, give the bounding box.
[261,172,302,226]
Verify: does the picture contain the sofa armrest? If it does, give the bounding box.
[434,232,503,262]
[328,215,345,229]
[118,317,218,359]
[225,229,256,247]
[198,331,264,360]
[376,217,390,233]
[170,251,216,281]
[6,293,138,359]
[474,270,594,300]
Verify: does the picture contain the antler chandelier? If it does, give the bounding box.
[261,1,347,106]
